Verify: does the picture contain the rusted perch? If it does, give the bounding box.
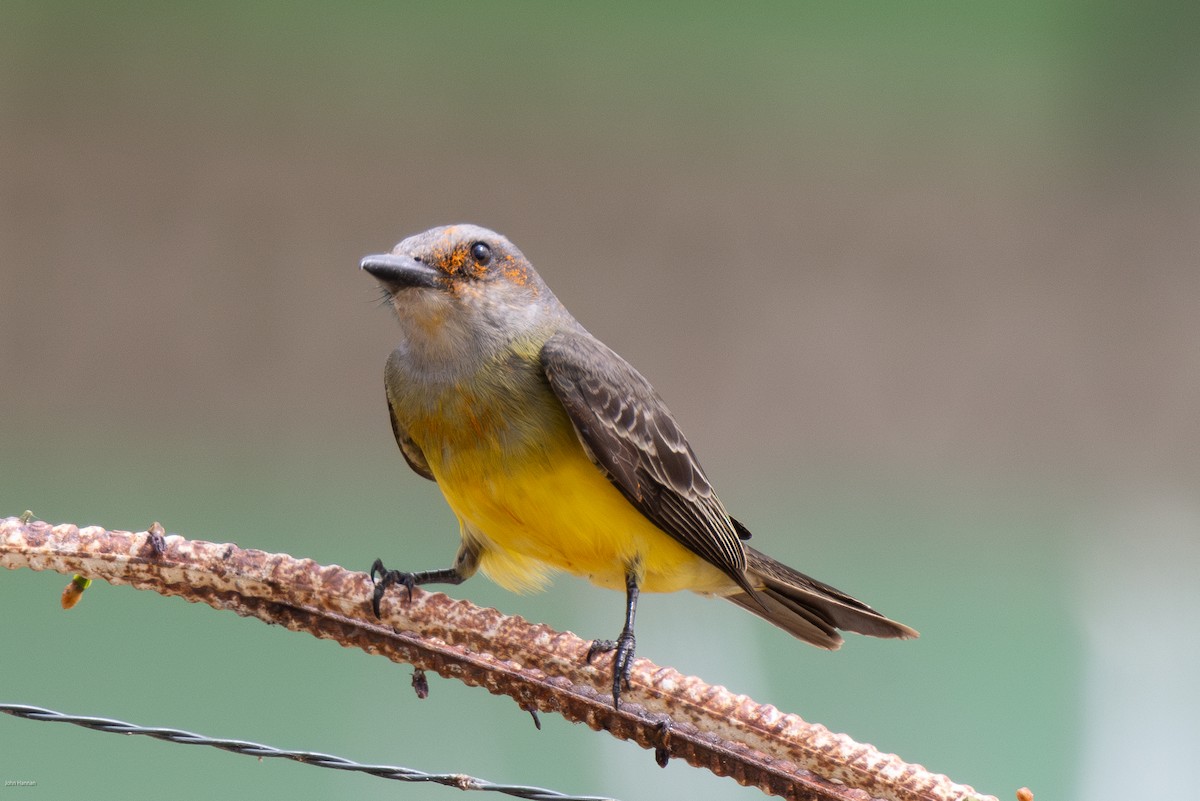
[0,517,996,801]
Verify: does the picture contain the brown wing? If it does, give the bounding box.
[387,388,435,481]
[728,546,919,647]
[541,330,751,591]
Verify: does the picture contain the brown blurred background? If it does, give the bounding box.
[3,4,1198,800]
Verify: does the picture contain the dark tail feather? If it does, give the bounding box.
[725,546,918,650]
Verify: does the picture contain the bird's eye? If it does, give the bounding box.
[470,242,492,265]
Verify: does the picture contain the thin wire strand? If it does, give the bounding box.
[0,703,617,801]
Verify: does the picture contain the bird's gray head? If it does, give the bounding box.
[362,224,563,367]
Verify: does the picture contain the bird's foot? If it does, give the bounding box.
[587,628,636,709]
[369,558,418,617]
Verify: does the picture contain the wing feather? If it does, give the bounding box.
[541,330,749,589]
[387,388,435,481]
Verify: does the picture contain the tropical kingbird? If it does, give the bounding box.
[363,224,916,708]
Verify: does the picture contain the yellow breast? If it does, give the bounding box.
[411,389,732,596]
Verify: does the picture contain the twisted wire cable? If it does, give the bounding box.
[1,703,616,801]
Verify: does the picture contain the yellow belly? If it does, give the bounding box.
[429,426,733,596]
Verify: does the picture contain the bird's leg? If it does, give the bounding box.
[586,570,640,709]
[370,542,479,618]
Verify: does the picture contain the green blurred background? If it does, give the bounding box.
[3,2,1198,799]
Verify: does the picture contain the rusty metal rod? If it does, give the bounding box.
[0,516,996,801]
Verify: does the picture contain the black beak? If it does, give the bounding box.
[360,253,442,290]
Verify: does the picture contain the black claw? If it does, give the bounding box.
[523,706,542,730]
[370,559,417,618]
[586,639,615,663]
[609,630,636,709]
[653,719,673,768]
[146,522,167,558]
[588,631,636,709]
[590,572,643,709]
[411,668,429,699]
